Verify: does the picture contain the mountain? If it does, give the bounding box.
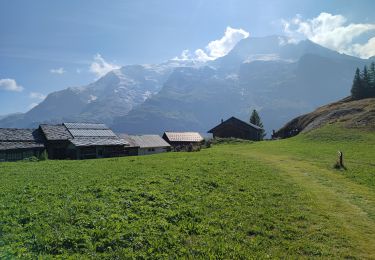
[0,64,175,128]
[0,113,22,121]
[273,97,375,138]
[0,36,371,134]
[111,36,370,134]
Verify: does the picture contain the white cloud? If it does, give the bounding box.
[206,27,249,58]
[282,12,375,58]
[29,92,46,100]
[351,37,375,58]
[173,26,249,62]
[89,54,120,78]
[194,49,213,62]
[0,78,24,92]
[50,67,65,74]
[173,49,191,61]
[28,102,39,109]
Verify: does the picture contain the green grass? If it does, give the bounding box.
[0,124,374,258]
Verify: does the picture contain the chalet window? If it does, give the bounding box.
[148,148,155,152]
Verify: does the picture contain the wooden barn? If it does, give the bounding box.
[0,128,45,161]
[39,123,128,159]
[39,124,75,159]
[120,134,170,155]
[162,131,204,149]
[208,117,263,141]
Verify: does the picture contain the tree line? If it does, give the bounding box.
[351,62,375,99]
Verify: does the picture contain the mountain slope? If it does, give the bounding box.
[0,64,174,128]
[112,37,369,134]
[274,97,375,138]
[0,36,372,133]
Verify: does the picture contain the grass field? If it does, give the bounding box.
[0,124,374,258]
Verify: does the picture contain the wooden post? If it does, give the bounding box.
[338,151,344,168]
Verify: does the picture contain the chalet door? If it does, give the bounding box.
[53,148,66,159]
[97,147,104,158]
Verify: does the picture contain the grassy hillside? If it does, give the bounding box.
[275,97,375,138]
[0,125,374,258]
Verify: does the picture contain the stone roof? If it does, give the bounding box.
[39,124,72,141]
[70,137,127,147]
[0,128,45,151]
[63,122,128,147]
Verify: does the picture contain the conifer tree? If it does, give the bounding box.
[351,68,364,99]
[249,109,266,140]
[350,64,375,99]
[370,62,375,87]
[369,62,375,97]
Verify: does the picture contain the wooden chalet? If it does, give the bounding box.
[120,134,170,155]
[208,117,263,141]
[39,124,74,159]
[39,122,128,159]
[162,131,204,148]
[0,128,45,161]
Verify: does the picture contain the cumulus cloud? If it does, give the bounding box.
[89,54,120,78]
[173,26,249,62]
[29,92,46,100]
[282,12,375,58]
[50,67,65,74]
[206,27,249,58]
[0,78,24,92]
[351,37,375,58]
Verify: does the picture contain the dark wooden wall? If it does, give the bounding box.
[211,123,261,141]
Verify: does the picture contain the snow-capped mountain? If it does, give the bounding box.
[111,36,370,134]
[0,63,175,128]
[0,36,371,134]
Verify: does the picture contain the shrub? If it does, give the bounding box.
[39,150,48,161]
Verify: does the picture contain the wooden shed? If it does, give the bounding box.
[208,117,263,141]
[0,128,45,161]
[120,134,170,155]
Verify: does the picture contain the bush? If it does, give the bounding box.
[39,150,48,161]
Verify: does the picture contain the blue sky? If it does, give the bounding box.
[1,0,375,115]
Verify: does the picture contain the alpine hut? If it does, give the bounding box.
[0,128,45,161]
[120,134,170,155]
[208,117,263,141]
[39,122,128,159]
[162,131,204,149]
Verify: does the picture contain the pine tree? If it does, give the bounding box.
[363,65,372,98]
[351,68,364,99]
[369,62,375,97]
[370,62,375,87]
[249,109,266,140]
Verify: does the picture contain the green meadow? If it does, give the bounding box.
[1,125,374,259]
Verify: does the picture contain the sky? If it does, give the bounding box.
[1,0,375,115]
